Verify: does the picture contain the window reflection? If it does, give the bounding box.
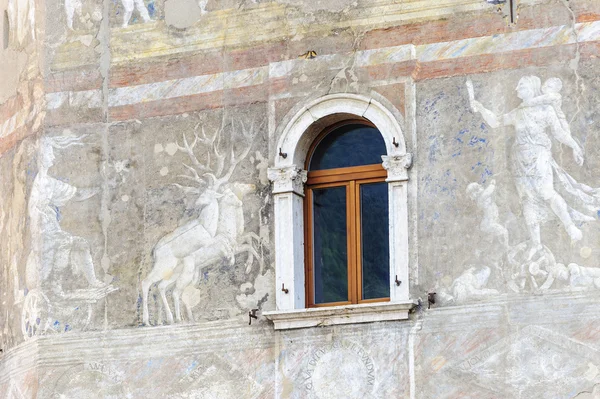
[309,124,386,171]
[360,182,390,300]
[312,186,348,304]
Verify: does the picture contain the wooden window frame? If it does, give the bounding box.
[304,121,390,308]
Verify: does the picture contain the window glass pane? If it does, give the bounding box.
[360,182,389,300]
[312,186,348,304]
[309,124,386,171]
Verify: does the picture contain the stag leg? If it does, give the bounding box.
[141,272,161,326]
[173,256,195,323]
[172,291,181,323]
[183,266,201,322]
[245,250,254,274]
[142,253,178,326]
[158,277,177,325]
[184,301,194,323]
[237,244,263,274]
[241,232,262,246]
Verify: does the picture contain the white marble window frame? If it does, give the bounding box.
[265,93,415,330]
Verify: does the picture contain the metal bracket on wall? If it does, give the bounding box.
[248,309,259,325]
[428,292,436,309]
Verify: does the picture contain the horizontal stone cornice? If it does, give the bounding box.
[0,339,39,384]
[2,291,600,380]
[34,319,276,367]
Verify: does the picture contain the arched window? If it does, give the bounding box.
[266,94,413,329]
[305,121,390,307]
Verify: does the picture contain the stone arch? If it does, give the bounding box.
[274,93,407,169]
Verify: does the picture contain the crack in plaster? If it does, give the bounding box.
[559,0,585,125]
[571,383,600,398]
[325,28,365,95]
[304,106,317,122]
[361,98,373,118]
[98,0,112,330]
[408,317,423,399]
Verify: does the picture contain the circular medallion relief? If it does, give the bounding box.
[305,341,376,399]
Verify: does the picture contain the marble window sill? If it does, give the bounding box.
[263,300,417,330]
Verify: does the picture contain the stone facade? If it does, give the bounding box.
[1,0,600,397]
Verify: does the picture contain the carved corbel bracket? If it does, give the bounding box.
[268,166,308,196]
[382,153,413,182]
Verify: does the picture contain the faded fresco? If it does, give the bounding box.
[419,65,600,304]
[141,118,268,326]
[22,134,117,340]
[2,0,600,397]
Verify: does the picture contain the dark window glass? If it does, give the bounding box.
[360,182,389,300]
[309,124,386,171]
[312,186,348,304]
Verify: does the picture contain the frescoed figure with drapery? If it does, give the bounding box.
[467,76,600,257]
[25,136,104,293]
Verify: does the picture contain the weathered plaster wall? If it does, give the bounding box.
[0,0,44,344]
[0,0,44,394]
[2,0,600,397]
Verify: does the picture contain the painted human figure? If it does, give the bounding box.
[535,262,569,291]
[442,266,499,304]
[523,77,570,134]
[466,76,599,254]
[65,0,150,29]
[199,0,257,14]
[26,137,104,292]
[466,179,509,247]
[120,0,151,28]
[567,263,600,289]
[198,0,208,13]
[64,0,82,30]
[7,0,35,45]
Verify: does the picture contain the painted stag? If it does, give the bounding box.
[141,120,263,325]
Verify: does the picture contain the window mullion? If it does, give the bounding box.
[355,180,364,304]
[347,181,357,304]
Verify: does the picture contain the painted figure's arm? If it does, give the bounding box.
[72,187,100,202]
[47,177,77,206]
[466,79,503,128]
[547,106,584,165]
[473,101,502,129]
[521,93,557,108]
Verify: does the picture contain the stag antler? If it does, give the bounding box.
[174,119,261,194]
[176,129,207,174]
[198,124,224,173]
[175,123,223,185]
[210,119,261,189]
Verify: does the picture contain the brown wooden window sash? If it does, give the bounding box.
[304,164,390,308]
